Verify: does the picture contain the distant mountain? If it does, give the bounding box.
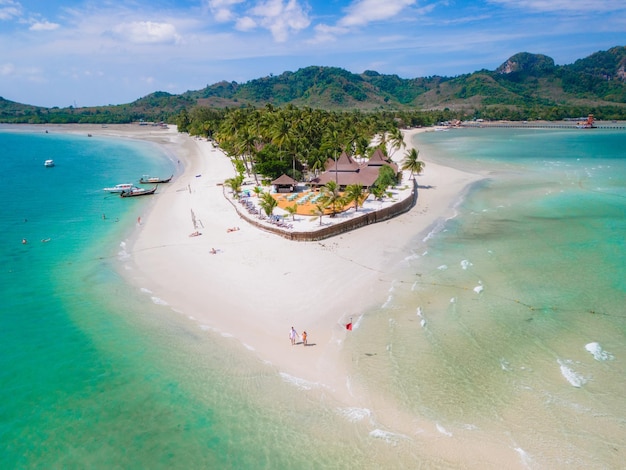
[1,46,625,123]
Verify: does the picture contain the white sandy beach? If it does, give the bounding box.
[47,123,483,401]
[81,124,481,402]
[47,124,481,397]
[46,123,543,465]
[26,122,624,468]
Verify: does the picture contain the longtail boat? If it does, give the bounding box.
[120,185,157,197]
[139,174,172,184]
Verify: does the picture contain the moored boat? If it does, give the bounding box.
[139,174,172,184]
[576,114,596,129]
[103,183,134,193]
[44,159,55,167]
[120,185,157,197]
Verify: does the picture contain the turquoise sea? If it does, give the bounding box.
[1,125,625,468]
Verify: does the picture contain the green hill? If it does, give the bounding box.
[1,46,625,123]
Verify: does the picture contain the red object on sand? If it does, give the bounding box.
[346,322,352,331]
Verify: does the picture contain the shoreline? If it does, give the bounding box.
[19,123,484,403]
[123,124,484,404]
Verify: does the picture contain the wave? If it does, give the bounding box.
[279,372,321,391]
[336,407,372,423]
[369,428,410,444]
[150,296,168,306]
[435,422,453,436]
[585,342,614,361]
[461,259,472,270]
[557,359,587,387]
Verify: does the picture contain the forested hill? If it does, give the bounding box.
[2,46,625,123]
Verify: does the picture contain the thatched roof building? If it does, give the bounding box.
[311,149,399,189]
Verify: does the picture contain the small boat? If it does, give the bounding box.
[120,185,157,197]
[139,174,172,184]
[576,114,596,129]
[44,159,55,167]
[103,183,134,193]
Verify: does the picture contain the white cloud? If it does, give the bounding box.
[207,0,245,22]
[208,0,310,42]
[112,21,181,45]
[338,0,416,27]
[312,0,416,43]
[310,23,348,44]
[29,20,60,31]
[235,16,257,31]
[250,0,311,42]
[487,0,626,13]
[0,0,21,20]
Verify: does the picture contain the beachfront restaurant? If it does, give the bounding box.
[271,174,298,193]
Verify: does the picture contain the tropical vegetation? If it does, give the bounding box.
[1,46,625,124]
[401,149,425,180]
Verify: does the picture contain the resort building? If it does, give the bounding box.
[311,148,399,189]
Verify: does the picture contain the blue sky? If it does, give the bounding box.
[1,0,624,107]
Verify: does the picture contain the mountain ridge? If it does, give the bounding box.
[1,46,625,123]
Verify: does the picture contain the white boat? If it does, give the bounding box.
[44,159,55,167]
[103,183,134,193]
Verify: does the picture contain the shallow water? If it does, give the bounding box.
[344,127,626,467]
[2,126,624,468]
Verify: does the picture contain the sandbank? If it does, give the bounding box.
[40,123,484,403]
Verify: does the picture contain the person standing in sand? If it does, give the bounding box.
[301,331,307,346]
[290,327,298,346]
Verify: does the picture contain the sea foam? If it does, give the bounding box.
[279,372,319,391]
[558,359,587,387]
[369,429,410,445]
[436,423,452,436]
[150,296,168,306]
[337,407,372,423]
[585,342,614,361]
[461,259,472,270]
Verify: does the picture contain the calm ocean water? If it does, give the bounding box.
[1,125,624,468]
[347,127,626,467]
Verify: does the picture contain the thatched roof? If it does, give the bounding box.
[271,174,298,185]
[324,152,360,172]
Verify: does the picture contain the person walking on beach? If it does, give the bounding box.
[290,327,298,346]
[301,331,307,346]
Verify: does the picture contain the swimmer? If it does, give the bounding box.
[22,238,27,244]
[41,238,51,243]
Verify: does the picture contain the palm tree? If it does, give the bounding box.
[318,180,344,217]
[343,184,366,212]
[259,192,278,218]
[310,202,327,226]
[401,148,425,180]
[224,175,244,197]
[388,126,406,158]
[284,203,298,221]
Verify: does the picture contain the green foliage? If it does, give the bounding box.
[373,165,398,195]
[2,47,625,125]
[401,148,425,179]
[259,192,278,217]
[343,184,366,211]
[224,174,244,196]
